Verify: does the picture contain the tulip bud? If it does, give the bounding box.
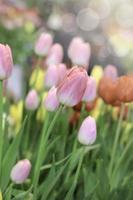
[68,38,90,67]
[91,65,103,86]
[78,116,97,145]
[57,66,88,106]
[45,65,59,88]
[58,63,67,84]
[0,44,13,80]
[5,65,23,102]
[46,43,64,66]
[35,33,53,56]
[44,87,59,111]
[104,65,118,80]
[68,37,84,58]
[82,77,97,102]
[10,159,31,184]
[25,89,39,110]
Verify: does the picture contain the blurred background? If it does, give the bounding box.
[0,0,133,73]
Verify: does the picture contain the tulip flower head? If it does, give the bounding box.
[68,37,91,68]
[57,63,67,84]
[45,64,59,88]
[35,33,53,56]
[57,66,88,106]
[78,116,97,145]
[82,76,97,102]
[10,159,31,184]
[104,65,118,80]
[46,43,64,66]
[44,86,60,111]
[0,44,13,80]
[6,65,23,102]
[25,89,39,110]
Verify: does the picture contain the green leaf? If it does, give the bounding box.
[1,117,27,191]
[40,162,68,200]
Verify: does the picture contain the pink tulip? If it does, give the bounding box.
[68,38,91,67]
[25,89,39,110]
[57,63,67,84]
[104,65,118,80]
[10,159,31,184]
[57,66,88,106]
[68,37,84,58]
[0,44,13,80]
[82,76,97,102]
[35,33,53,56]
[44,86,60,111]
[78,116,97,145]
[5,65,23,102]
[45,64,59,88]
[46,43,64,66]
[45,63,67,88]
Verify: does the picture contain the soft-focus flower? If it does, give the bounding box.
[0,44,13,80]
[104,65,118,80]
[45,65,59,88]
[10,159,31,184]
[45,63,67,88]
[68,37,83,57]
[82,76,96,102]
[35,33,53,56]
[9,101,23,132]
[5,65,23,102]
[30,68,45,91]
[116,75,133,103]
[91,65,103,86]
[44,86,59,111]
[78,116,97,145]
[46,43,64,66]
[57,66,88,106]
[25,89,39,110]
[57,63,67,83]
[98,77,120,106]
[68,37,91,67]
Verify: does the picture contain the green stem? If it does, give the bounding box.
[33,106,62,199]
[111,133,133,188]
[24,112,32,152]
[108,103,125,177]
[0,81,3,182]
[4,183,13,200]
[65,148,84,200]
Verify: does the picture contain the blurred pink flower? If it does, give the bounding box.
[68,37,91,68]
[45,63,67,88]
[82,76,97,102]
[0,44,13,80]
[44,86,60,111]
[10,159,31,184]
[46,43,64,66]
[25,89,39,110]
[5,65,23,102]
[35,33,53,56]
[45,64,59,88]
[104,65,118,80]
[78,116,97,145]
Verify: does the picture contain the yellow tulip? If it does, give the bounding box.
[91,65,103,86]
[30,68,45,92]
[9,101,23,133]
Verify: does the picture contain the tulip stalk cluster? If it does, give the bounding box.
[0,33,132,200]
